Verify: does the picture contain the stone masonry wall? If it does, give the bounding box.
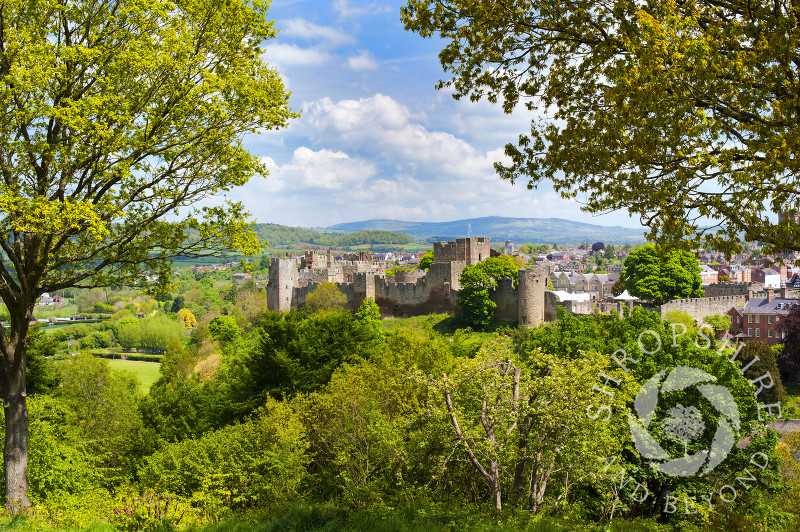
[267,247,551,326]
[491,277,518,322]
[703,282,764,297]
[659,295,746,323]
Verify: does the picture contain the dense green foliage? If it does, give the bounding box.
[115,316,185,352]
[622,244,703,305]
[0,0,297,510]
[0,281,794,531]
[418,249,434,270]
[304,283,347,313]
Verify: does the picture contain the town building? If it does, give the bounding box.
[752,268,781,288]
[740,287,797,344]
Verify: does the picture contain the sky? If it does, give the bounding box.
[229,0,644,230]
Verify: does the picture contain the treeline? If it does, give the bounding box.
[255,223,412,248]
[11,301,796,531]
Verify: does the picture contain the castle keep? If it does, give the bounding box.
[267,237,547,327]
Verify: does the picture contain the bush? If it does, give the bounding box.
[140,398,309,520]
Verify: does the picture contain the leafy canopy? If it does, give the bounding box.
[0,0,294,511]
[622,244,703,305]
[305,282,348,313]
[418,249,434,271]
[0,0,295,309]
[402,0,800,256]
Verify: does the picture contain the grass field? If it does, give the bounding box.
[104,358,161,392]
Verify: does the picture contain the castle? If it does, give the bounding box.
[267,237,548,327]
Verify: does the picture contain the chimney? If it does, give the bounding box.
[746,289,753,301]
[781,286,788,299]
[767,289,774,302]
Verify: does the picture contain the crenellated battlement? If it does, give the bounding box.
[267,237,545,326]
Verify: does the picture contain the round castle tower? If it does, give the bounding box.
[518,268,547,328]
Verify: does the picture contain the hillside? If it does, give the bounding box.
[253,223,413,248]
[329,216,645,245]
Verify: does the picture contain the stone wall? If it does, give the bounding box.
[518,269,546,327]
[659,295,746,323]
[768,419,800,434]
[267,247,550,326]
[544,292,594,322]
[703,282,763,297]
[267,258,297,312]
[394,270,426,284]
[491,277,518,321]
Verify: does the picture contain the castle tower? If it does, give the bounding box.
[518,268,547,328]
[353,272,376,310]
[267,257,297,312]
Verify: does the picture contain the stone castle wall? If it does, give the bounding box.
[702,282,764,297]
[491,277,519,321]
[268,238,549,327]
[659,295,746,323]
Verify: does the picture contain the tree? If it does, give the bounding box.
[418,249,434,271]
[0,0,293,511]
[621,244,703,305]
[401,0,800,257]
[703,314,732,337]
[737,341,788,407]
[457,255,520,329]
[611,276,626,297]
[591,242,605,254]
[208,315,240,343]
[355,297,382,334]
[305,283,347,313]
[416,337,625,512]
[57,355,142,481]
[177,308,197,329]
[518,243,535,254]
[244,311,377,401]
[24,325,60,396]
[170,296,186,315]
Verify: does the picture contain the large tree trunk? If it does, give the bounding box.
[0,307,32,515]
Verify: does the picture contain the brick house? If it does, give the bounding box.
[729,265,752,282]
[727,306,744,336]
[741,287,798,344]
[699,265,719,284]
[751,267,781,288]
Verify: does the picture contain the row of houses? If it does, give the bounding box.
[548,271,620,301]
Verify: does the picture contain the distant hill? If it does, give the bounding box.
[329,217,645,245]
[253,223,412,248]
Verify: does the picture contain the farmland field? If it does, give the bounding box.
[105,358,161,392]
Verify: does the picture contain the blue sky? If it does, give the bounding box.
[228,0,643,230]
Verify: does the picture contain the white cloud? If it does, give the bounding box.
[264,43,333,66]
[238,93,640,228]
[332,0,391,18]
[281,18,355,46]
[347,50,378,71]
[262,147,375,190]
[298,94,503,183]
